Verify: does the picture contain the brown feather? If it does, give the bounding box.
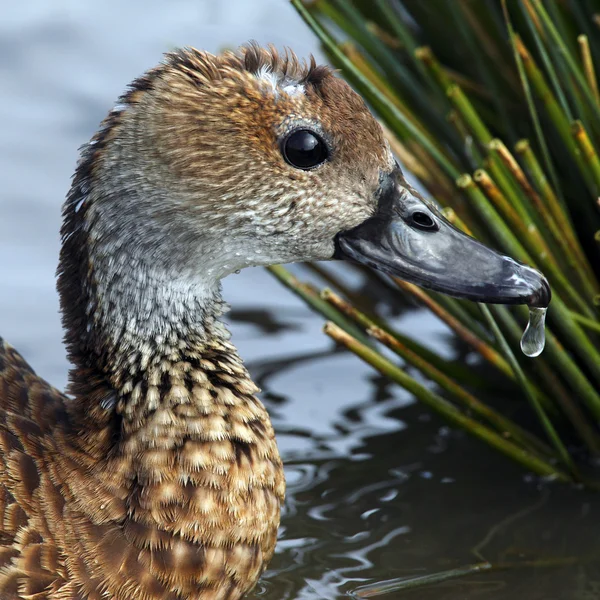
[0,336,284,599]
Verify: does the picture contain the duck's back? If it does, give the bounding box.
[0,338,194,600]
[0,337,74,598]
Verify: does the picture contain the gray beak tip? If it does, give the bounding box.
[528,276,551,309]
[334,166,552,309]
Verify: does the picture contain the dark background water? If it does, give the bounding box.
[0,2,598,598]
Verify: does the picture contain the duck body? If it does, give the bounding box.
[0,330,283,600]
[0,44,549,599]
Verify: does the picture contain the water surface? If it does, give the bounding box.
[0,3,598,598]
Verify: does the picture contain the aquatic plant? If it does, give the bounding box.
[271,0,600,485]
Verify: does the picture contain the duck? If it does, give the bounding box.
[0,44,550,600]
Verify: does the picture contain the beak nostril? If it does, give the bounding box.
[410,211,438,231]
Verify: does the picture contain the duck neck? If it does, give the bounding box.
[57,121,236,410]
[59,229,252,439]
[56,216,284,600]
[56,161,257,447]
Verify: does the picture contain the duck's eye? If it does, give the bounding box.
[282,129,328,170]
[410,210,438,231]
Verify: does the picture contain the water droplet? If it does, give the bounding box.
[520,307,547,357]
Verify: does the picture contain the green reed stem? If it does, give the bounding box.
[323,289,554,458]
[280,263,482,386]
[489,305,600,456]
[414,45,454,100]
[484,154,536,226]
[569,310,600,333]
[478,305,577,475]
[447,84,493,146]
[456,174,533,264]
[325,322,570,481]
[452,2,517,141]
[513,139,565,227]
[473,168,592,317]
[514,139,598,295]
[578,34,600,107]
[503,2,565,210]
[307,262,465,360]
[388,329,484,388]
[489,140,583,271]
[372,0,434,89]
[427,289,493,342]
[514,35,598,200]
[338,42,443,153]
[520,0,573,121]
[547,297,600,389]
[571,120,600,197]
[394,279,512,379]
[291,0,459,179]
[531,0,600,122]
[267,265,370,345]
[324,0,448,143]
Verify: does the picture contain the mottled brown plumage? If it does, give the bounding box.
[0,45,394,599]
[0,335,282,600]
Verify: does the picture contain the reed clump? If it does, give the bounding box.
[270,0,600,486]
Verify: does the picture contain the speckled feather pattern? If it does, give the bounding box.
[0,45,395,599]
[0,334,283,600]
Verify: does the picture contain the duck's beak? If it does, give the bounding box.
[334,165,551,308]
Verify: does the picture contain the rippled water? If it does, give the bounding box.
[0,3,598,599]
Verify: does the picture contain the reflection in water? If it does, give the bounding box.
[245,348,600,600]
[0,2,598,599]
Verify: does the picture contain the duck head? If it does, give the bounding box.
[60,44,549,356]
